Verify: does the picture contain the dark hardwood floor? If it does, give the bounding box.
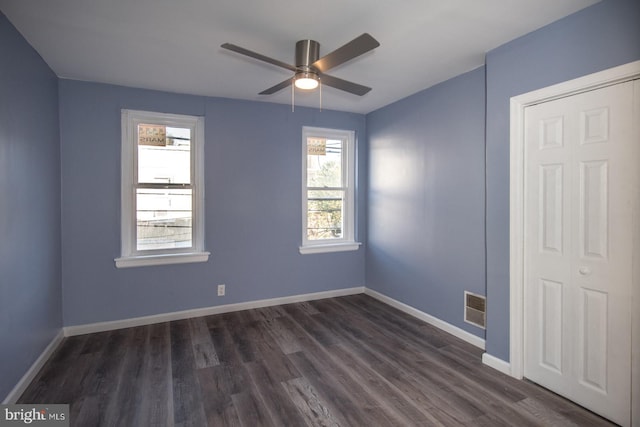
[19,294,616,426]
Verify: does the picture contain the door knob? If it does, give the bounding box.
[578,266,591,276]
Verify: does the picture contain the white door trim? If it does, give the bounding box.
[509,61,640,416]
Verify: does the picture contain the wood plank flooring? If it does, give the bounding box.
[18,295,616,426]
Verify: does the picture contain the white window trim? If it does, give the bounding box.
[115,109,209,268]
[300,126,361,254]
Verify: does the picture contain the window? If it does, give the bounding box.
[300,126,360,254]
[115,110,209,268]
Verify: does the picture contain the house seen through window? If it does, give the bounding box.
[137,124,192,251]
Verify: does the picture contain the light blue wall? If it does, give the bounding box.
[485,0,640,361]
[366,67,486,338]
[59,80,367,326]
[0,13,62,400]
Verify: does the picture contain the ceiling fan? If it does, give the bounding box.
[221,33,380,96]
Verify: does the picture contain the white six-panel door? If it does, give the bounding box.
[524,81,635,426]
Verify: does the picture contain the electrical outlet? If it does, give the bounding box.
[217,284,225,296]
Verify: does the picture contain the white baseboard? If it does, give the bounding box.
[364,288,486,350]
[482,352,512,376]
[64,286,365,336]
[2,329,64,404]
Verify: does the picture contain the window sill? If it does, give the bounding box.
[115,251,210,268]
[299,242,361,255]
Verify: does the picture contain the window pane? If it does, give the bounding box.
[307,138,342,188]
[138,124,191,184]
[136,188,192,250]
[307,189,343,240]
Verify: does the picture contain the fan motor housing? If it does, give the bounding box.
[295,40,320,69]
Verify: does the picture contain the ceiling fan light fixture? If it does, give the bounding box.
[294,72,319,90]
[222,33,379,97]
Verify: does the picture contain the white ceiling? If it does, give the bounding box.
[0,0,599,114]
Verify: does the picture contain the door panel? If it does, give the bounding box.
[540,164,563,254]
[580,160,608,259]
[524,81,634,426]
[579,287,607,392]
[539,278,563,373]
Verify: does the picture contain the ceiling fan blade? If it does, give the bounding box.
[311,33,380,73]
[259,78,293,95]
[221,43,297,72]
[320,74,372,96]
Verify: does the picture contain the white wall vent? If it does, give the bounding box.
[464,291,486,329]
